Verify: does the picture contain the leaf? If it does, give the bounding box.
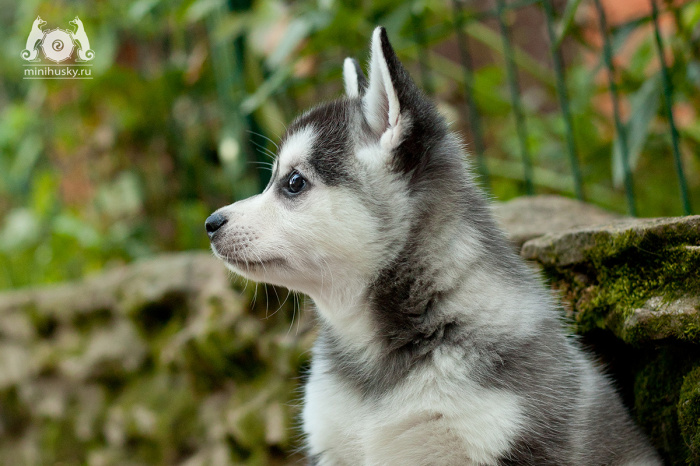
[210,14,250,45]
[53,214,101,248]
[240,66,292,116]
[265,13,329,69]
[682,1,700,31]
[0,208,41,252]
[687,61,700,87]
[128,0,161,22]
[184,0,225,23]
[612,74,662,188]
[9,136,42,190]
[556,0,584,49]
[95,172,143,219]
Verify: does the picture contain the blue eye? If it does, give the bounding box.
[287,170,307,194]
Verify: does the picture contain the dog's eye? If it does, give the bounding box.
[286,171,307,194]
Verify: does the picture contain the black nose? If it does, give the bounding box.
[205,213,228,238]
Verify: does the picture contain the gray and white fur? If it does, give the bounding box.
[206,27,661,465]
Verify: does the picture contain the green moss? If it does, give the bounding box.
[583,220,700,264]
[633,348,700,464]
[24,302,59,339]
[0,387,31,437]
[678,366,700,464]
[545,232,700,344]
[130,290,189,337]
[626,306,700,343]
[536,222,700,461]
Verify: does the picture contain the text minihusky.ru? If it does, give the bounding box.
[23,66,92,79]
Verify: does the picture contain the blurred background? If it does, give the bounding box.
[1,0,699,291]
[0,0,699,464]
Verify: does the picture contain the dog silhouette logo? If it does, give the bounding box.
[69,17,94,61]
[20,16,46,61]
[20,16,95,63]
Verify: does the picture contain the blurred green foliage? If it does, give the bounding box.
[0,0,699,290]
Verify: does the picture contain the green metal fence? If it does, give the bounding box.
[446,0,693,216]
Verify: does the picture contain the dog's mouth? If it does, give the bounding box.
[229,257,288,269]
[211,247,288,270]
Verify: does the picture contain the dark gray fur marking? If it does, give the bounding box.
[284,99,359,187]
[350,57,368,94]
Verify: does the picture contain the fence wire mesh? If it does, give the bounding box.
[438,0,694,215]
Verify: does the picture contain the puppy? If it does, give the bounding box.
[206,27,661,465]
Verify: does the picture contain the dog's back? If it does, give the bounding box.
[207,27,661,465]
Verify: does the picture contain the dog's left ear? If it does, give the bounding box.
[343,58,367,98]
[362,27,421,147]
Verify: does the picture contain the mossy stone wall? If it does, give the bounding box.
[518,206,700,464]
[0,253,311,465]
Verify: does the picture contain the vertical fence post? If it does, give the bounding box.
[542,0,585,201]
[207,0,272,192]
[593,0,637,216]
[650,0,691,215]
[410,1,434,96]
[496,0,534,195]
[451,0,490,188]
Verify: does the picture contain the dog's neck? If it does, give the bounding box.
[311,280,379,351]
[309,214,480,353]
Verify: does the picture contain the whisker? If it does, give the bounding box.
[247,129,279,150]
[295,292,303,336]
[287,294,297,337]
[248,161,275,173]
[249,138,278,161]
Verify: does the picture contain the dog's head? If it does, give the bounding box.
[207,27,459,308]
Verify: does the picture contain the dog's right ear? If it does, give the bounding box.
[343,57,367,98]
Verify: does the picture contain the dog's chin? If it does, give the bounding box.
[211,246,289,282]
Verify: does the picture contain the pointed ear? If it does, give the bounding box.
[343,58,367,98]
[362,27,421,146]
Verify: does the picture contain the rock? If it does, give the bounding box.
[514,209,700,463]
[520,215,700,345]
[59,320,148,381]
[679,367,700,463]
[521,215,700,266]
[632,347,700,465]
[623,296,700,343]
[0,343,35,389]
[494,195,623,248]
[0,252,238,319]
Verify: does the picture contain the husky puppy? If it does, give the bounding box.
[206,27,661,465]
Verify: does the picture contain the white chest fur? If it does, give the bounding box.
[302,352,524,465]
